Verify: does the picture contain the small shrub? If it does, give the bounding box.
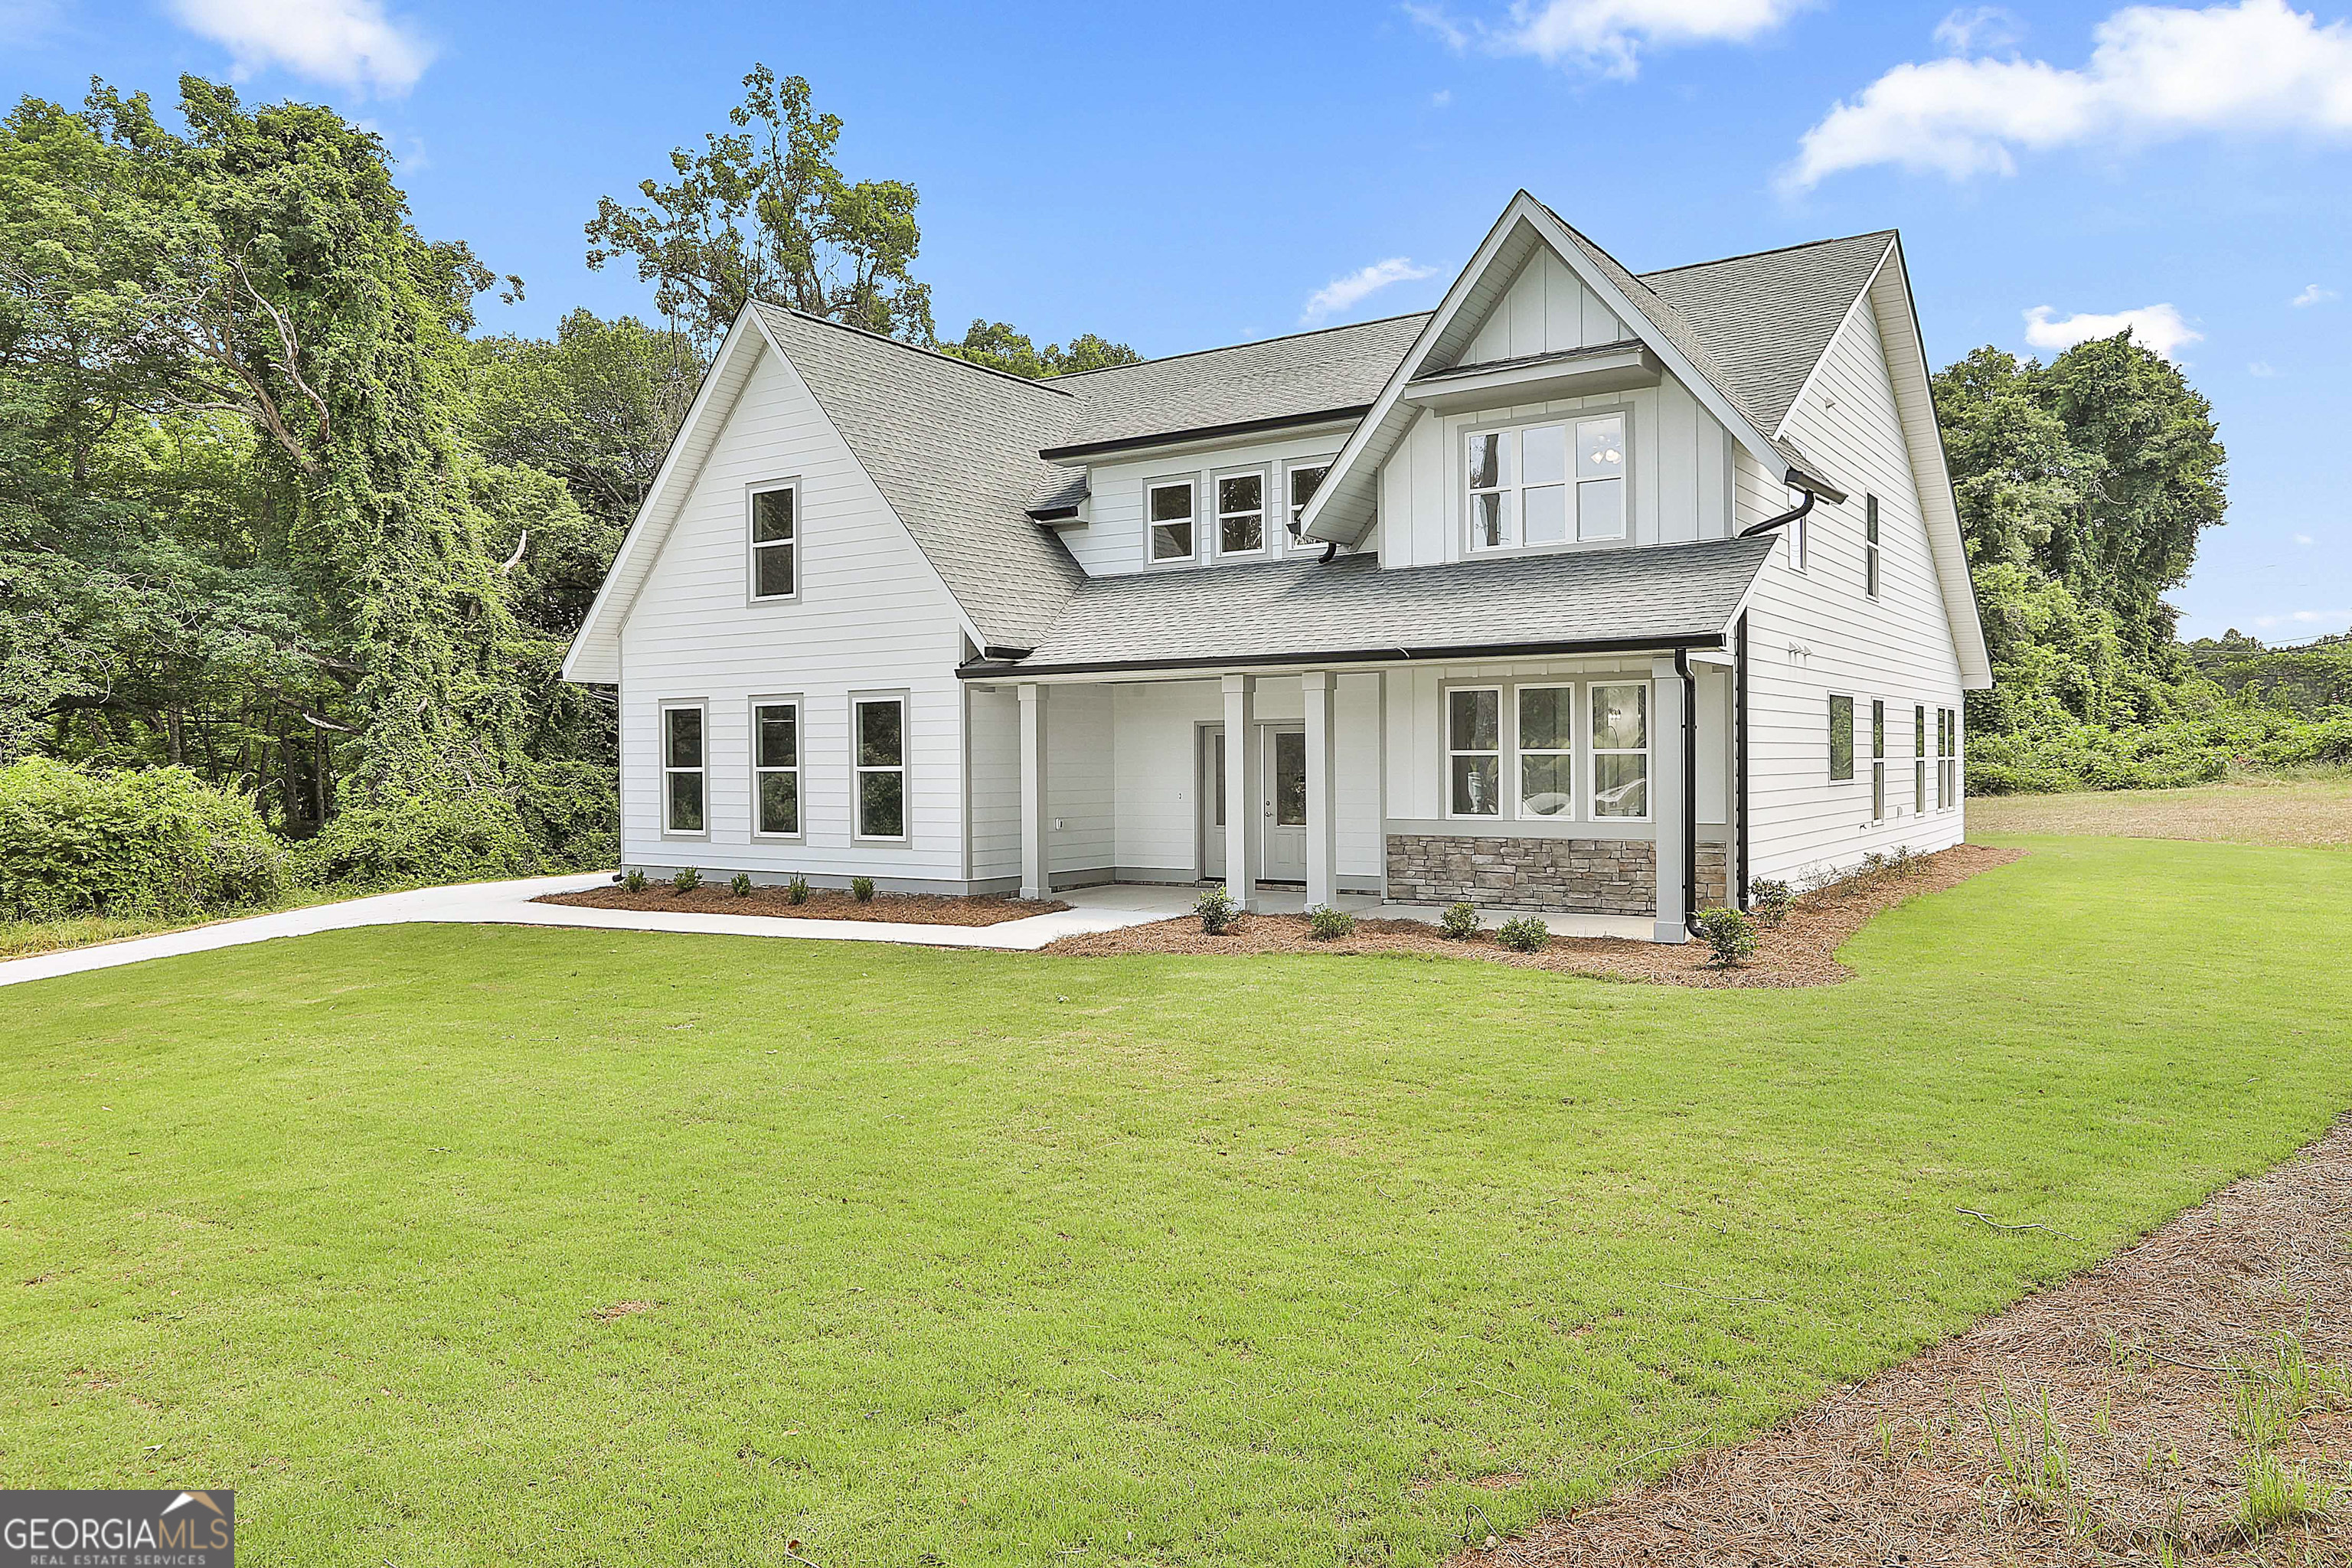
[1305,903,1356,940]
[1194,885,1239,934]
[1748,877,1793,927]
[1439,900,1481,940]
[1692,906,1759,966]
[786,875,810,905]
[1857,850,1891,886]
[1495,914,1549,952]
[1890,844,1920,879]
[851,876,875,903]
[672,867,703,894]
[0,758,284,921]
[622,868,648,893]
[729,872,753,898]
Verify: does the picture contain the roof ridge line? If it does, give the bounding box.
[1046,309,1436,381]
[756,302,1075,399]
[1638,230,1899,279]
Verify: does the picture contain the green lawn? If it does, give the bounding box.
[4,835,2348,1566]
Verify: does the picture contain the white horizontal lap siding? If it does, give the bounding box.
[1046,685,1115,878]
[1109,676,1383,881]
[616,346,974,884]
[967,686,1020,883]
[1740,299,1968,887]
[1069,430,1351,577]
[1376,375,1730,567]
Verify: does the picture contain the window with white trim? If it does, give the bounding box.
[854,696,906,840]
[1589,683,1650,818]
[1870,698,1886,820]
[1913,703,1927,815]
[1446,687,1501,817]
[751,701,799,837]
[1515,684,1575,818]
[1938,707,1959,808]
[1829,694,1854,782]
[1147,478,1195,562]
[662,703,706,834]
[1284,459,1331,549]
[1215,470,1266,555]
[749,483,797,601]
[1864,495,1881,599]
[1465,412,1626,553]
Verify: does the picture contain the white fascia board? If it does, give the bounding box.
[560,309,767,684]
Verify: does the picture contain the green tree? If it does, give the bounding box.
[939,319,1141,379]
[585,66,933,350]
[469,309,694,530]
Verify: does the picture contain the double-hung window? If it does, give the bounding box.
[1870,699,1886,819]
[1147,478,1196,563]
[751,700,800,837]
[749,482,797,601]
[1515,685,1575,818]
[1465,413,1626,552]
[1913,704,1928,815]
[854,695,907,841]
[662,702,706,835]
[1589,683,1650,818]
[1864,495,1881,599]
[1446,688,1502,817]
[1215,471,1266,555]
[1829,694,1854,782]
[1284,459,1331,549]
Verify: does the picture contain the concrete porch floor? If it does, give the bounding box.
[1054,882,1660,941]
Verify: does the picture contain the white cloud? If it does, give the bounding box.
[1787,0,2352,188]
[1303,257,1442,324]
[2249,359,2280,375]
[2021,302,2201,360]
[1935,5,2024,53]
[2295,532,2316,544]
[168,0,434,94]
[2255,607,2352,627]
[1432,87,1454,106]
[1410,0,1814,79]
[2292,282,2338,305]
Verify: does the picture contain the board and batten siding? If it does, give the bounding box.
[1738,292,1968,886]
[616,343,978,888]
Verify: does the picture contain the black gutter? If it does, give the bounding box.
[1024,505,1083,523]
[1038,404,1373,462]
[980,644,1034,662]
[956,631,1726,681]
[1674,648,1697,933]
[1733,612,1750,912]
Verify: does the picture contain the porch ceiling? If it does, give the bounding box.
[959,535,1775,680]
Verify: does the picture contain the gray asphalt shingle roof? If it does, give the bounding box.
[982,537,1778,675]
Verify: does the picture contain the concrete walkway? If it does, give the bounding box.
[0,876,1657,992]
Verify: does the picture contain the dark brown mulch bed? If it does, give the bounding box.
[1453,1115,2352,1567]
[1041,843,2022,988]
[534,884,1067,927]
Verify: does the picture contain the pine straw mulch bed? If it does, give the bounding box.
[534,884,1067,926]
[1040,843,2022,988]
[1455,1116,2352,1568]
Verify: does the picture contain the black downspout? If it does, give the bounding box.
[1674,648,1697,933]
[1733,613,1749,911]
[1741,485,1818,539]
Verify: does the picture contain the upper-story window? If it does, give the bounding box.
[749,482,797,601]
[1147,478,1196,563]
[1864,495,1881,599]
[1215,471,1266,555]
[1466,413,1626,553]
[1284,459,1331,550]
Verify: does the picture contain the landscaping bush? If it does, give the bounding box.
[0,758,283,920]
[1305,903,1356,940]
[1194,886,1238,934]
[729,873,753,898]
[511,758,619,871]
[289,791,534,891]
[1439,901,1481,940]
[672,867,703,894]
[1495,914,1549,952]
[1749,878,1792,928]
[786,875,809,905]
[851,876,875,903]
[1692,906,1759,967]
[622,868,648,893]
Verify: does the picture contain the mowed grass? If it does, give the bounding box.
[3,836,2349,1566]
[1970,766,2352,850]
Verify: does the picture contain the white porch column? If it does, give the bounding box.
[1018,683,1049,902]
[1220,674,1259,910]
[1302,671,1338,909]
[1650,656,1690,943]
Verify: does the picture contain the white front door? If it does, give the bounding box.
[1260,727,1307,884]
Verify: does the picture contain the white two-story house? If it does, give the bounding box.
[563,191,1991,942]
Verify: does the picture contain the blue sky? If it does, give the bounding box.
[7,0,2349,640]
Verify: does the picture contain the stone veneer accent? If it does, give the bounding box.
[1385,835,1730,916]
